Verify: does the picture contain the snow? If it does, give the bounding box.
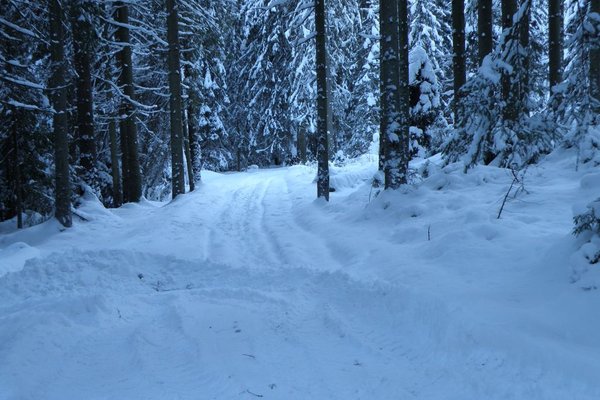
[1,150,600,399]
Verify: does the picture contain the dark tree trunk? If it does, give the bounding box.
[315,0,330,200]
[548,0,563,93]
[396,0,410,186]
[114,1,142,203]
[501,0,518,122]
[478,0,493,65]
[519,0,530,115]
[452,0,466,123]
[378,58,386,172]
[590,0,600,113]
[166,0,185,199]
[72,1,97,183]
[49,0,72,228]
[380,0,409,189]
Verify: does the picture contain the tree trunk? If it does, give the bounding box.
[590,0,600,113]
[380,0,409,189]
[501,0,518,122]
[378,56,386,171]
[478,0,493,65]
[166,0,185,199]
[519,0,530,115]
[49,0,72,228]
[114,1,142,203]
[548,0,563,93]
[72,1,97,184]
[396,0,410,186]
[452,0,466,123]
[315,0,330,200]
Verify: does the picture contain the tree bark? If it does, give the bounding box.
[452,0,466,123]
[378,57,387,171]
[114,1,142,203]
[519,0,530,115]
[380,0,409,189]
[49,0,72,228]
[478,0,493,65]
[72,0,97,183]
[315,0,330,200]
[501,0,518,122]
[590,0,600,113]
[548,0,563,93]
[166,0,185,199]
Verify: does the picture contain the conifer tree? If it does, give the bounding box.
[166,0,186,198]
[49,0,72,227]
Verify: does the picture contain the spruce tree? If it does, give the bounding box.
[49,0,72,227]
[166,0,186,198]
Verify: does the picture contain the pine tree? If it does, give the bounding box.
[71,0,98,190]
[1,1,54,227]
[49,0,72,227]
[166,0,186,198]
[315,0,330,199]
[558,0,600,165]
[114,1,142,203]
[478,0,493,65]
[548,0,563,92]
[452,0,466,120]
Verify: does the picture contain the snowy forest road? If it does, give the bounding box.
[1,159,600,399]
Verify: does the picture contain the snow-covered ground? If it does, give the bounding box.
[1,150,599,400]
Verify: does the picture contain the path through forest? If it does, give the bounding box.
[1,153,599,399]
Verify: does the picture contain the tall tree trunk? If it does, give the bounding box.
[49,0,72,227]
[115,1,142,203]
[590,0,600,113]
[519,0,530,116]
[315,0,330,200]
[166,0,185,199]
[452,0,466,123]
[548,0,563,93]
[378,59,387,171]
[72,0,97,184]
[501,0,518,122]
[478,0,493,65]
[380,0,409,189]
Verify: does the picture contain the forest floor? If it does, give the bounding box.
[1,149,599,399]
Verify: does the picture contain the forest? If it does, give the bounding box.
[1,0,600,399]
[1,0,597,225]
